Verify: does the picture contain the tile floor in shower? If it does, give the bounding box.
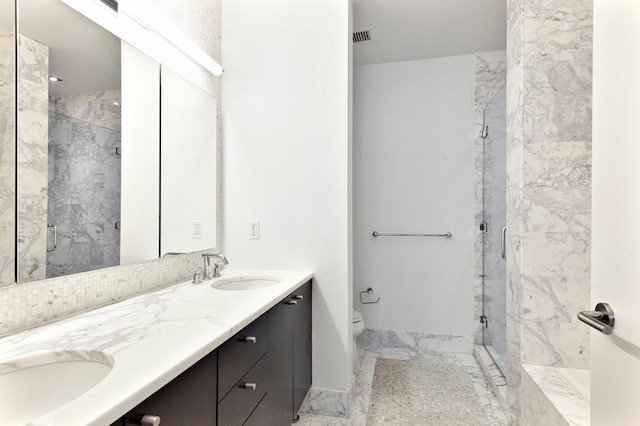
[295,347,507,426]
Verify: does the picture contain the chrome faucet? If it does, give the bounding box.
[201,253,229,279]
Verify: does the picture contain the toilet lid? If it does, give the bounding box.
[353,310,363,323]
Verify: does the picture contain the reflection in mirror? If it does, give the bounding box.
[17,0,121,281]
[160,66,217,255]
[0,0,15,286]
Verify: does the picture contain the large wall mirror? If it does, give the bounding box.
[10,0,218,285]
[18,0,122,282]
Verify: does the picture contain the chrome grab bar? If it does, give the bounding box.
[47,224,57,252]
[372,231,452,238]
[501,226,507,260]
[578,303,615,335]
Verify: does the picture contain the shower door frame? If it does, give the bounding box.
[480,83,507,377]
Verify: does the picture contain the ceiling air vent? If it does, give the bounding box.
[353,28,375,43]
[99,0,118,12]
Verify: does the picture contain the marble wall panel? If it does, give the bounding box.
[0,35,15,288]
[522,1,592,144]
[299,387,351,418]
[506,0,592,423]
[521,365,569,426]
[520,135,591,368]
[16,35,48,283]
[50,90,121,131]
[359,329,473,354]
[522,364,589,426]
[505,0,525,421]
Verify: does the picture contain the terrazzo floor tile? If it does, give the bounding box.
[295,347,507,425]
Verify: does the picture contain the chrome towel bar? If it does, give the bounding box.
[372,231,452,238]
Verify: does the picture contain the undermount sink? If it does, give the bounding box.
[0,350,114,424]
[212,275,281,291]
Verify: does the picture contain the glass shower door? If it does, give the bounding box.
[481,84,507,375]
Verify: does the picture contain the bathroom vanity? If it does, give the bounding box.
[0,270,312,426]
[120,281,311,426]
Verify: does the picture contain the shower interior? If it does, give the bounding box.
[480,83,507,376]
[46,108,122,278]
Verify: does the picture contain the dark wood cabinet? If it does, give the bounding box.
[113,280,312,426]
[292,281,312,414]
[267,280,313,424]
[217,354,268,426]
[217,313,268,401]
[123,350,217,426]
[217,313,269,425]
[266,297,295,425]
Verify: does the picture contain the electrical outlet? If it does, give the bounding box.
[249,220,260,240]
[192,221,203,239]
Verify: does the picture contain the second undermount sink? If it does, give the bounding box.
[0,350,114,425]
[211,275,282,291]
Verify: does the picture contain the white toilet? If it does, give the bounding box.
[353,309,365,373]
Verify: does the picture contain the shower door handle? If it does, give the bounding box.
[501,226,507,260]
[47,224,57,252]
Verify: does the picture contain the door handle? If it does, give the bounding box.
[501,226,507,260]
[578,302,615,335]
[47,224,57,252]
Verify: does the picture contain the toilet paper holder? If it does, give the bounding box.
[360,287,380,304]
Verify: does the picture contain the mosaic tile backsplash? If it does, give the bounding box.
[0,250,213,337]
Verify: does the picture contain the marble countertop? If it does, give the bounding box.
[0,269,313,426]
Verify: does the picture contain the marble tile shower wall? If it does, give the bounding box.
[47,91,122,278]
[50,90,121,130]
[473,51,506,348]
[17,35,49,283]
[0,0,222,337]
[0,35,15,288]
[506,0,592,422]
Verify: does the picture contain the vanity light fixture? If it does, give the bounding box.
[123,9,223,76]
[48,76,63,82]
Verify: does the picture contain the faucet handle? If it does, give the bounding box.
[212,263,222,278]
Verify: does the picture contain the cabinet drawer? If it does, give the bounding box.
[218,313,268,400]
[242,392,269,426]
[217,355,268,426]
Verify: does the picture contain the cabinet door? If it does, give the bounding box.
[266,298,294,425]
[293,280,312,414]
[124,351,217,426]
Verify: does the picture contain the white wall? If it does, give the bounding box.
[222,0,352,391]
[353,56,475,341]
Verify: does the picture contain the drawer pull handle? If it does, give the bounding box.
[293,295,304,301]
[241,382,257,390]
[285,300,298,306]
[140,414,161,426]
[242,336,257,343]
